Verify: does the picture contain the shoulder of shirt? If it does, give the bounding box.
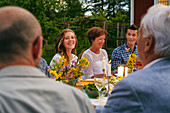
[100,48,107,54]
[82,49,90,56]
[53,53,61,58]
[41,57,46,62]
[100,48,106,52]
[113,44,125,52]
[72,54,78,59]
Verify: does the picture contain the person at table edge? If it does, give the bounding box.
[50,29,78,67]
[81,27,108,79]
[102,4,170,113]
[0,6,95,113]
[111,24,139,72]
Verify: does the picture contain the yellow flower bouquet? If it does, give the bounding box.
[48,56,89,86]
[109,75,124,85]
[126,54,137,73]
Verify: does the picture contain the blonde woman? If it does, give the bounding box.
[50,29,78,67]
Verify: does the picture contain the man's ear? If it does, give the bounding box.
[144,35,154,52]
[32,36,43,60]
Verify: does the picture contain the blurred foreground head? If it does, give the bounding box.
[138,4,170,66]
[0,6,43,69]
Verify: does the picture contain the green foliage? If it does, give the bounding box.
[64,0,84,17]
[0,0,129,64]
[111,11,129,22]
[83,0,130,19]
[82,83,106,98]
[0,0,61,45]
[91,10,108,21]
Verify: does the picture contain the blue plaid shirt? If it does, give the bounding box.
[111,43,138,71]
[40,57,50,77]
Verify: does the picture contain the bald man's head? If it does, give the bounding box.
[0,6,42,64]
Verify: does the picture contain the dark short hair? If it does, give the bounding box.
[87,27,107,44]
[128,24,138,30]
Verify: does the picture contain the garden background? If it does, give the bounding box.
[0,0,130,65]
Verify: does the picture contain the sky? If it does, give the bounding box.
[79,0,92,16]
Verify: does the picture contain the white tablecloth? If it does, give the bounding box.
[90,97,108,106]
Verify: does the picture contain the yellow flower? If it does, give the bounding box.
[65,79,68,83]
[109,88,112,91]
[82,57,86,60]
[127,54,137,70]
[129,54,136,59]
[112,76,115,80]
[54,66,57,70]
[48,55,89,81]
[85,61,90,67]
[55,73,60,79]
[79,76,82,79]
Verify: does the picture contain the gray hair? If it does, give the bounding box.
[141,4,170,57]
[0,6,41,63]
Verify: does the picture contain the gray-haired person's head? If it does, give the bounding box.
[141,4,170,57]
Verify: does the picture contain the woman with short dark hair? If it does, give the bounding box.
[81,27,108,79]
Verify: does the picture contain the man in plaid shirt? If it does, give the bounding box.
[111,25,139,71]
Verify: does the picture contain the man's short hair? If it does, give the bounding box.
[0,6,41,63]
[128,24,138,30]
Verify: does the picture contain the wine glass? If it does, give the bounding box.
[94,76,107,103]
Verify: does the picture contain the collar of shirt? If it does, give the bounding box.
[124,43,137,53]
[144,57,166,69]
[0,65,45,77]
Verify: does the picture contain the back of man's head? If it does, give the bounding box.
[141,4,170,57]
[0,6,42,67]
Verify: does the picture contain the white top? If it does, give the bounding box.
[81,49,108,79]
[0,66,95,113]
[50,53,78,68]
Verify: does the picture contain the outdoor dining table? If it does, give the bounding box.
[76,79,108,108]
[90,97,108,113]
[90,97,108,107]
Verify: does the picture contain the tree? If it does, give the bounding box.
[83,0,107,13]
[106,0,129,19]
[54,0,84,19]
[83,0,130,19]
[0,0,85,63]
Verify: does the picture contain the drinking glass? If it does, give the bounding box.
[94,76,107,103]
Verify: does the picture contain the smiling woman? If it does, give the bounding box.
[81,27,108,79]
[50,29,78,67]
